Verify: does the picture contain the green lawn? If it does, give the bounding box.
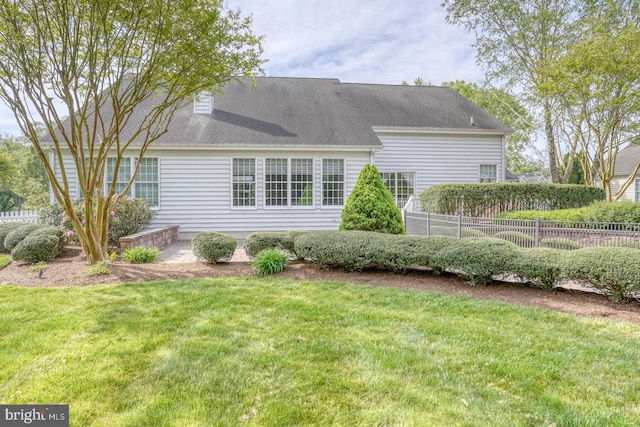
[1,277,639,426]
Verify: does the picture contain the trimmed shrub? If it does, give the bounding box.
[340,164,405,234]
[539,238,583,250]
[431,238,520,285]
[560,247,640,301]
[461,228,486,238]
[492,231,536,248]
[512,248,564,290]
[4,223,44,252]
[108,196,155,245]
[582,200,640,224]
[251,249,289,276]
[192,232,237,263]
[122,246,160,264]
[0,222,28,253]
[495,208,587,223]
[293,230,456,273]
[243,231,300,258]
[11,234,61,264]
[419,183,604,216]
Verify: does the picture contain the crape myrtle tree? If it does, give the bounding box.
[0,0,265,263]
[340,164,405,235]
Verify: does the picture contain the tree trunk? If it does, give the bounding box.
[544,100,562,183]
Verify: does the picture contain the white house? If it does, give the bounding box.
[50,77,511,238]
[608,144,640,201]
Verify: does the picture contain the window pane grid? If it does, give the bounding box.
[480,164,497,183]
[291,159,313,206]
[322,159,344,206]
[233,159,256,207]
[381,172,415,208]
[265,159,288,206]
[106,158,131,196]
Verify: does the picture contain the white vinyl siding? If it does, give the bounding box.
[381,172,415,208]
[374,131,504,194]
[232,158,256,207]
[322,159,345,206]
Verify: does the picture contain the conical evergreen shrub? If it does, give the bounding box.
[339,164,405,234]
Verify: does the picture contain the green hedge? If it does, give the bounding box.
[419,183,604,216]
[191,232,237,263]
[495,208,587,223]
[511,248,564,290]
[243,231,300,258]
[560,247,640,301]
[539,238,583,250]
[430,238,519,285]
[581,201,640,224]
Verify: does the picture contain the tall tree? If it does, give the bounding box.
[442,0,581,183]
[538,1,640,200]
[0,0,264,263]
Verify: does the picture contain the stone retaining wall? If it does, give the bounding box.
[119,225,179,250]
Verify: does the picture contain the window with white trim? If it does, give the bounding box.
[106,157,158,207]
[635,178,640,202]
[381,172,416,208]
[265,158,314,207]
[232,158,256,207]
[479,164,498,183]
[265,158,288,206]
[322,159,344,206]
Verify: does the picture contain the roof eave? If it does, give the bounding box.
[372,126,512,136]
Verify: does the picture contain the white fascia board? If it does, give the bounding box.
[372,126,511,136]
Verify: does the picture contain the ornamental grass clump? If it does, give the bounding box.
[122,246,160,264]
[251,249,289,276]
[192,232,237,263]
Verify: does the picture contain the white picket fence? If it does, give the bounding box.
[0,210,40,223]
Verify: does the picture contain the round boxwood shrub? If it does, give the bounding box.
[492,230,536,248]
[560,247,640,302]
[431,237,520,285]
[4,223,45,252]
[539,238,583,250]
[339,164,405,234]
[192,232,237,263]
[243,231,300,258]
[0,222,28,253]
[11,234,61,264]
[512,248,564,290]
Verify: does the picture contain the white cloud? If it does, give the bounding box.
[0,0,483,135]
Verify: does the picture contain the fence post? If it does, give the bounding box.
[534,219,540,247]
[457,214,462,239]
[426,212,430,236]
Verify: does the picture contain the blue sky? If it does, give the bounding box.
[0,0,483,136]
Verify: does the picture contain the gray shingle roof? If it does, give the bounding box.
[613,144,640,175]
[152,77,511,147]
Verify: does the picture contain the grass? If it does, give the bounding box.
[1,278,639,426]
[0,254,10,269]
